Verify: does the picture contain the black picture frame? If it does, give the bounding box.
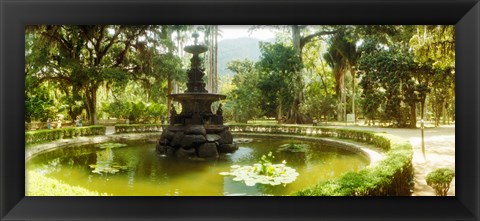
[1,0,479,220]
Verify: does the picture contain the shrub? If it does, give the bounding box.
[114,124,166,134]
[25,125,106,144]
[426,168,455,196]
[294,135,413,196]
[102,101,167,123]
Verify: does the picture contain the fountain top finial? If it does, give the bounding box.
[184,32,208,54]
[192,32,199,45]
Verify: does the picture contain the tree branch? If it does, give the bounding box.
[300,31,336,49]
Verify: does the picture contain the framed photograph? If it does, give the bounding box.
[1,0,479,220]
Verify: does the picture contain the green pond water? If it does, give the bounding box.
[26,137,369,196]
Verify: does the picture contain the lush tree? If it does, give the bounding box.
[285,25,338,123]
[410,25,455,125]
[26,26,145,124]
[301,39,337,122]
[324,28,359,121]
[25,85,56,122]
[409,26,455,70]
[25,25,185,125]
[251,25,336,123]
[257,42,302,122]
[356,27,443,127]
[225,59,264,123]
[357,40,414,127]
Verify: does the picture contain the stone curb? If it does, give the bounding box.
[26,132,160,161]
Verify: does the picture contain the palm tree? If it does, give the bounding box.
[324,29,358,122]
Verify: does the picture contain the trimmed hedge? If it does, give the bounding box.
[115,124,166,134]
[228,124,391,151]
[227,124,414,196]
[25,126,106,144]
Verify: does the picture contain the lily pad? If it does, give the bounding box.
[90,163,128,174]
[97,143,128,149]
[220,163,299,186]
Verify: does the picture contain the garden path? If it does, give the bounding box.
[323,124,455,196]
[105,126,115,135]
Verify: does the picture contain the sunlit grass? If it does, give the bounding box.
[26,171,109,196]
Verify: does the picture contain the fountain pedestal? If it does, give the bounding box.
[156,34,238,159]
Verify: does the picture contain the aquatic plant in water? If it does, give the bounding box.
[220,152,299,186]
[96,143,128,149]
[277,141,309,153]
[89,147,128,174]
[89,164,128,174]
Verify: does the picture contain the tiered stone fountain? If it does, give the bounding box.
[156,33,238,159]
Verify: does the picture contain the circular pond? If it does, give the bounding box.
[26,137,369,196]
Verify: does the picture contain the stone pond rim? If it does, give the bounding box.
[155,33,238,160]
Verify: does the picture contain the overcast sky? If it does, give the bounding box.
[218,25,276,41]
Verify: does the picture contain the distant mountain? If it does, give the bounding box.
[217,37,274,78]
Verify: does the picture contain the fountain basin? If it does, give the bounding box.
[26,136,372,196]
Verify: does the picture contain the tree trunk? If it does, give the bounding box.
[277,94,283,124]
[351,68,356,124]
[214,25,218,93]
[409,103,417,128]
[85,87,98,125]
[336,69,345,121]
[167,76,172,115]
[286,25,306,124]
[442,99,447,125]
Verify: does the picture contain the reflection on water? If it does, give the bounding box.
[27,137,369,196]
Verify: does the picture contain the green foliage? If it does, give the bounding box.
[26,171,108,196]
[102,100,166,123]
[357,37,424,127]
[426,168,455,196]
[257,152,275,175]
[258,42,301,118]
[322,28,360,122]
[114,124,165,133]
[278,141,309,153]
[294,133,413,196]
[225,59,265,122]
[301,40,337,121]
[302,91,337,122]
[224,42,304,123]
[220,152,299,186]
[89,163,128,174]
[25,85,56,122]
[227,124,414,195]
[25,126,106,144]
[25,25,184,125]
[97,142,127,149]
[409,26,454,70]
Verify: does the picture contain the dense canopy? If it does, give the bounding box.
[26,25,454,128]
